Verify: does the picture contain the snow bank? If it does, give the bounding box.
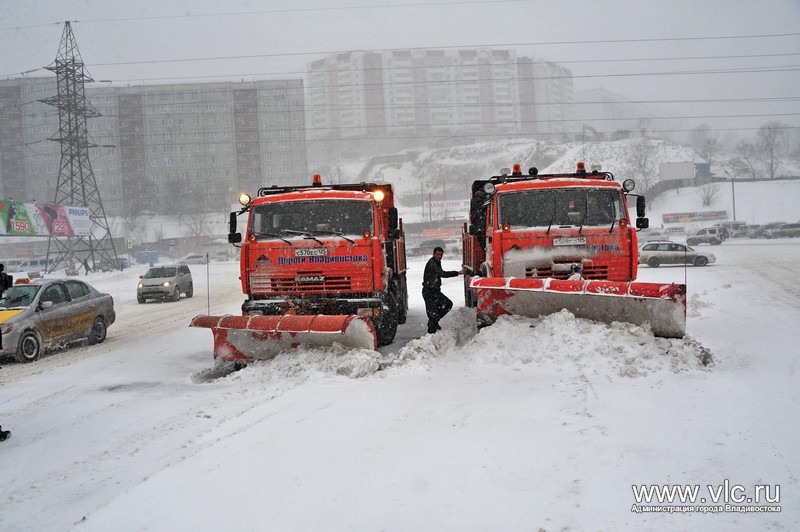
[395,309,712,378]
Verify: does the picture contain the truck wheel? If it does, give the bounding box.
[395,277,408,325]
[15,330,42,363]
[375,293,399,347]
[464,276,476,307]
[647,257,661,268]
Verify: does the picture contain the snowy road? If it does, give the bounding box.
[1,241,799,531]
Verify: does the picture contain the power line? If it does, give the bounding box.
[0,1,532,30]
[84,31,800,67]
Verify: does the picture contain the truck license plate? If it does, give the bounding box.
[553,237,586,246]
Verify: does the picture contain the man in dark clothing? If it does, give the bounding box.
[422,247,465,334]
[0,263,11,298]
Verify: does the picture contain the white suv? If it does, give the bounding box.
[178,253,207,265]
[686,227,724,246]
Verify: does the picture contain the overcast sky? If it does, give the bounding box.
[2,0,799,139]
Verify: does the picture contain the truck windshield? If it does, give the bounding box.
[498,188,624,228]
[250,200,374,240]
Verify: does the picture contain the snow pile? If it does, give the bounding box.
[215,344,382,386]
[394,309,712,378]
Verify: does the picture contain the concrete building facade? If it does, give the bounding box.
[307,48,575,141]
[0,78,308,217]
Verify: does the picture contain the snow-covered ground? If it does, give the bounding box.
[1,233,799,530]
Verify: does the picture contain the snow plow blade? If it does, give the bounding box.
[190,313,378,362]
[471,277,686,338]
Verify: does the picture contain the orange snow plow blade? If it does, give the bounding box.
[190,313,378,362]
[471,277,686,338]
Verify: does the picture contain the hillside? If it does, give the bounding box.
[350,137,800,225]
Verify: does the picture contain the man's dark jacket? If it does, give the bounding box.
[422,257,458,293]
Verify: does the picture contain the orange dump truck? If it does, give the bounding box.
[462,163,686,338]
[191,175,408,362]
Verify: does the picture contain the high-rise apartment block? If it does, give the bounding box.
[307,48,575,140]
[0,78,308,217]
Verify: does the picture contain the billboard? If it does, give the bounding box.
[423,199,470,220]
[0,200,91,237]
[662,210,728,224]
[659,162,695,181]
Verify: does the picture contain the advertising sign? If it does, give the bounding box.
[0,200,91,237]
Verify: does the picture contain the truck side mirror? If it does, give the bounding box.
[388,208,398,232]
[228,212,241,243]
[636,218,650,229]
[636,196,647,217]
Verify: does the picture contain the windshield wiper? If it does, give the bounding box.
[304,229,356,244]
[281,229,325,245]
[546,194,557,235]
[251,231,293,245]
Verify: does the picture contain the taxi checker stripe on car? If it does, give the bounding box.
[41,310,94,340]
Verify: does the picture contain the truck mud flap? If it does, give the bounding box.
[190,313,378,362]
[471,277,686,338]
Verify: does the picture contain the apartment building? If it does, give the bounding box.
[0,78,308,217]
[307,48,575,140]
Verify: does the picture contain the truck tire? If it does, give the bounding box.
[375,292,399,347]
[464,276,476,307]
[395,277,408,325]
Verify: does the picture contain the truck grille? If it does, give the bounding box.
[250,272,353,294]
[525,261,609,280]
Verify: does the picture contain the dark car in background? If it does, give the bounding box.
[764,222,800,238]
[0,279,115,362]
[750,222,786,238]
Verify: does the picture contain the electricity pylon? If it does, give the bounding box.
[41,21,118,274]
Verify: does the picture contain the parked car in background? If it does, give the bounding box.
[764,222,800,238]
[639,241,716,268]
[713,221,747,238]
[637,231,671,243]
[178,253,208,265]
[137,264,194,303]
[408,239,447,257]
[0,278,115,362]
[749,222,786,239]
[686,227,724,246]
[98,257,130,272]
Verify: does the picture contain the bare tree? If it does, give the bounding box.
[757,121,787,179]
[697,183,721,207]
[689,124,721,163]
[626,138,657,191]
[730,141,759,179]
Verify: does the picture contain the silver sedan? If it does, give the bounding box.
[639,241,716,268]
[0,279,115,362]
